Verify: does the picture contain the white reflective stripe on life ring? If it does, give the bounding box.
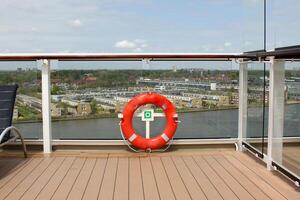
[161,133,169,142]
[129,133,137,142]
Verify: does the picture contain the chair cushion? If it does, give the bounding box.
[0,85,18,144]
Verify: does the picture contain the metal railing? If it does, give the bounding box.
[1,48,300,185]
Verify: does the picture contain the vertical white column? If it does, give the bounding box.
[238,61,248,151]
[267,57,285,170]
[40,59,52,153]
[145,121,150,139]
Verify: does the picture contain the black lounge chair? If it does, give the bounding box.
[0,85,27,157]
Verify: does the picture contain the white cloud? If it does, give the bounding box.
[69,19,82,28]
[115,39,148,50]
[224,42,232,47]
[115,40,137,48]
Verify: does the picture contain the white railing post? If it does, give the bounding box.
[238,60,248,151]
[40,59,52,153]
[267,57,285,170]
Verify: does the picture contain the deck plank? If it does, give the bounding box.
[224,154,287,200]
[98,156,118,200]
[283,157,300,177]
[35,157,75,200]
[0,150,299,200]
[20,157,65,200]
[161,156,191,200]
[140,156,160,200]
[128,157,144,200]
[67,158,96,200]
[150,157,175,200]
[193,155,239,200]
[51,158,86,200]
[203,155,255,200]
[0,158,27,179]
[4,157,54,200]
[214,155,271,200]
[233,152,300,200]
[0,158,43,199]
[172,156,207,200]
[82,157,108,200]
[182,156,223,200]
[0,158,33,189]
[114,157,129,200]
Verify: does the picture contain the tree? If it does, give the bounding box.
[90,100,98,114]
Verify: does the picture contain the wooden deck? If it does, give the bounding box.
[0,150,299,200]
[283,146,300,177]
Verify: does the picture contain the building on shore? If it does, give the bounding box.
[61,98,92,116]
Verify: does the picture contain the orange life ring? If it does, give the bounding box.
[120,92,178,150]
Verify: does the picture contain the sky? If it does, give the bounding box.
[0,0,299,70]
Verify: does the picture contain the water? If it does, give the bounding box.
[14,104,300,140]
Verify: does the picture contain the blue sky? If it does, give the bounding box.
[0,0,299,54]
[0,0,300,71]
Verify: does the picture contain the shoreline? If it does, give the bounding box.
[14,102,300,124]
[14,107,238,124]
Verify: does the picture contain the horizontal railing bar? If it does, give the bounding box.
[8,137,300,146]
[1,45,299,61]
[8,138,239,146]
[243,46,300,60]
[0,53,253,61]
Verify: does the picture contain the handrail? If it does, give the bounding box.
[1,47,299,61]
[0,53,253,61]
[243,45,300,60]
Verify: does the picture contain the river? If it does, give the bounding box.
[14,104,300,140]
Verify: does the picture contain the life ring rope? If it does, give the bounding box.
[119,122,175,153]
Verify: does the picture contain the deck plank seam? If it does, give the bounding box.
[149,156,162,200]
[159,157,177,200]
[211,155,257,200]
[96,156,109,200]
[19,157,59,200]
[231,153,290,200]
[112,156,119,200]
[139,157,146,200]
[190,156,224,199]
[0,159,26,178]
[234,155,299,199]
[170,156,197,200]
[221,154,276,200]
[180,156,209,200]
[191,156,225,199]
[0,158,33,189]
[33,157,68,200]
[188,156,224,199]
[49,157,78,200]
[65,158,87,200]
[1,158,44,200]
[80,158,97,200]
[201,155,242,200]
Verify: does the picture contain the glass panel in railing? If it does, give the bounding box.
[247,62,269,154]
[50,61,141,140]
[283,63,300,177]
[267,0,300,49]
[147,61,239,139]
[0,61,42,139]
[242,0,264,51]
[51,60,238,140]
